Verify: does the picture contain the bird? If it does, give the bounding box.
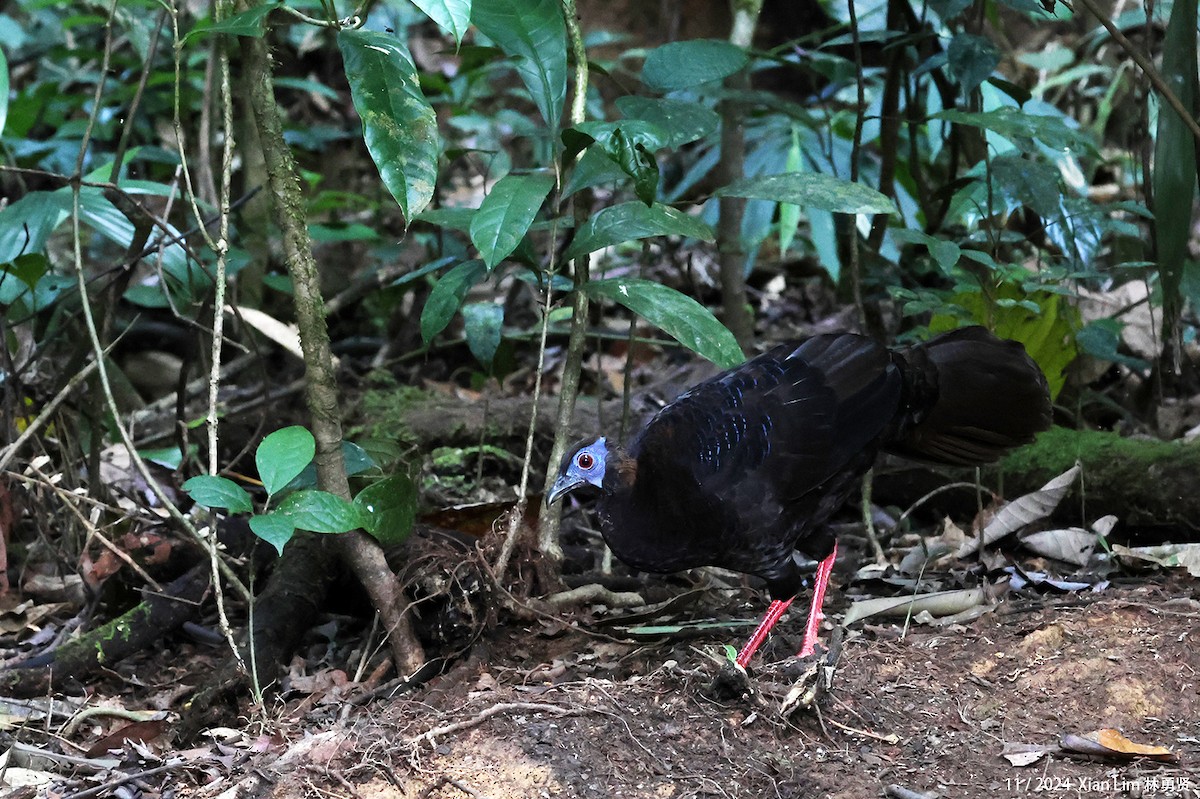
[547,326,1052,667]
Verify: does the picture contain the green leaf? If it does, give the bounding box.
[927,0,973,20]
[411,0,472,43]
[138,446,185,470]
[566,120,670,158]
[249,512,296,556]
[935,108,1095,155]
[779,129,802,254]
[338,29,438,219]
[287,440,379,491]
[0,45,8,136]
[421,259,488,342]
[0,192,70,265]
[715,173,896,215]
[615,96,720,148]
[462,302,504,367]
[1077,320,1151,373]
[276,489,367,534]
[562,147,629,197]
[355,474,418,547]
[469,172,555,268]
[183,475,253,515]
[991,155,1062,218]
[607,128,659,206]
[582,278,743,368]
[472,0,567,132]
[641,40,748,91]
[947,32,1000,94]
[182,2,280,44]
[563,202,714,261]
[1153,0,1198,341]
[256,426,316,497]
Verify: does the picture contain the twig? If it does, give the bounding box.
[0,356,101,474]
[1070,0,1200,146]
[61,759,186,799]
[544,584,645,608]
[408,702,580,748]
[884,785,936,799]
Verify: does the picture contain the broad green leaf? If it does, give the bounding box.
[183,475,254,515]
[615,96,720,148]
[0,192,69,264]
[641,40,748,91]
[0,253,48,306]
[182,1,280,44]
[715,173,895,215]
[338,29,438,219]
[947,32,1000,94]
[415,208,476,233]
[1076,319,1151,373]
[563,147,629,197]
[256,426,315,497]
[0,46,8,136]
[991,155,1061,217]
[355,474,418,547]
[249,512,296,556]
[138,446,185,470]
[286,440,380,491]
[582,278,743,369]
[412,0,471,43]
[421,259,488,342]
[935,108,1096,155]
[564,120,670,160]
[276,489,367,533]
[462,302,504,367]
[779,129,802,254]
[472,0,567,131]
[563,202,714,261]
[607,128,659,206]
[895,229,962,273]
[1153,0,1198,343]
[469,172,554,268]
[927,0,973,19]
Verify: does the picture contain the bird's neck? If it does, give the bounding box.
[602,447,637,494]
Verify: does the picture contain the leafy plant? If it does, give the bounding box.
[182,426,416,556]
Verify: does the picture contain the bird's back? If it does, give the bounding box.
[599,333,906,595]
[593,327,1051,598]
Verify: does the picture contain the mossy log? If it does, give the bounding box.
[376,386,1200,536]
[989,426,1200,532]
[0,563,210,698]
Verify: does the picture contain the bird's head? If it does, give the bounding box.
[548,436,612,504]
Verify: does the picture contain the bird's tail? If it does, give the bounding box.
[887,326,1052,466]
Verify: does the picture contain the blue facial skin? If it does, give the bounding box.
[547,436,607,503]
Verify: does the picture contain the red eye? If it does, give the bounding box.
[577,452,594,470]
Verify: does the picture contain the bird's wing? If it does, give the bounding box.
[632,334,904,503]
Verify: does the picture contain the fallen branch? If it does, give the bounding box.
[407,702,582,748]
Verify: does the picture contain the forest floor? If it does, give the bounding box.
[22,569,1198,798]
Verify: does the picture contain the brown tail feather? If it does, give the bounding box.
[888,327,1052,466]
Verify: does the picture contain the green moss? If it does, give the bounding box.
[994,426,1200,528]
[358,385,429,446]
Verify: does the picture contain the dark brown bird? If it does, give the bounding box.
[548,327,1052,666]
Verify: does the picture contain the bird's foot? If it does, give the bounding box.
[707,655,754,700]
[779,627,842,717]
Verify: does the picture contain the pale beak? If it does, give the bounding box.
[547,473,584,504]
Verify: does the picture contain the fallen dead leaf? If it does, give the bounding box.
[1060,728,1178,762]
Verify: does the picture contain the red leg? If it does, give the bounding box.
[797,542,837,658]
[735,597,793,668]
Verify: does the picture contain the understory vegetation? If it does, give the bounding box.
[1,0,1198,793]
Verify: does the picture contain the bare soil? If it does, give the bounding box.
[199,576,1198,799]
